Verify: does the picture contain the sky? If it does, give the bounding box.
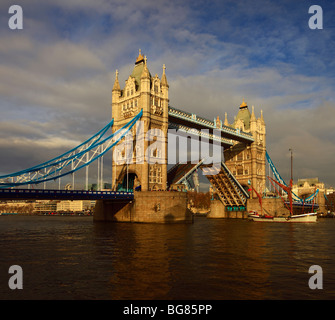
[0,0,334,189]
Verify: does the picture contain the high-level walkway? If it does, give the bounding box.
[168,106,254,147]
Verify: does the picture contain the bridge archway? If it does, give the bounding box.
[299,192,314,200]
[240,183,251,197]
[117,171,141,192]
[151,184,160,191]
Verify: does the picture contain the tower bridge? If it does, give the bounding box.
[0,50,276,222]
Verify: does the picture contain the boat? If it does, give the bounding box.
[248,211,317,223]
[248,149,317,223]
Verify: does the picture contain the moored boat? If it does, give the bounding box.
[248,211,317,223]
[248,149,318,223]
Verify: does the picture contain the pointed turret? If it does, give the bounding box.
[140,55,151,95]
[240,98,248,109]
[141,55,150,80]
[161,64,168,87]
[249,105,257,134]
[111,69,121,120]
[260,109,265,124]
[215,115,221,128]
[224,112,229,126]
[135,49,145,64]
[112,69,121,91]
[112,70,121,99]
[250,105,256,122]
[161,64,169,104]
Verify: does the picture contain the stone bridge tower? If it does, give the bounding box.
[224,100,266,198]
[111,50,169,192]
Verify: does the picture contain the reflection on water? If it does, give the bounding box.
[0,215,335,299]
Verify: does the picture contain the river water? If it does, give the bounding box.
[0,215,334,300]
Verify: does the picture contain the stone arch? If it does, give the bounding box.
[118,170,141,192]
[151,184,160,191]
[240,183,250,197]
[299,192,314,200]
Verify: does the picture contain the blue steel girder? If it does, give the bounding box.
[266,151,319,203]
[168,106,254,145]
[0,109,143,188]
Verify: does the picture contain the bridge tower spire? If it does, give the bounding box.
[111,51,169,192]
[224,99,266,199]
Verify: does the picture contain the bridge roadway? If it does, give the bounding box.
[0,188,134,201]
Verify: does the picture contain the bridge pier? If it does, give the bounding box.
[247,198,290,216]
[207,198,291,219]
[94,191,193,223]
[207,200,247,219]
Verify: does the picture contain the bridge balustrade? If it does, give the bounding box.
[0,188,134,200]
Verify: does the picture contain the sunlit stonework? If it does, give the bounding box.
[224,99,266,195]
[111,50,169,191]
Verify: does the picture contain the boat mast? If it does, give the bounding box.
[289,148,293,215]
[289,148,293,182]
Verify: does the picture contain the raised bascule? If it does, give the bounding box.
[0,51,323,222]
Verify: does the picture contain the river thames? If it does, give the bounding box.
[0,215,334,300]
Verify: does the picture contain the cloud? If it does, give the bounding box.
[0,35,112,125]
[0,0,334,189]
[266,100,335,185]
[166,63,335,186]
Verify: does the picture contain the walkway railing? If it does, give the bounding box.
[0,188,134,200]
[168,106,254,142]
